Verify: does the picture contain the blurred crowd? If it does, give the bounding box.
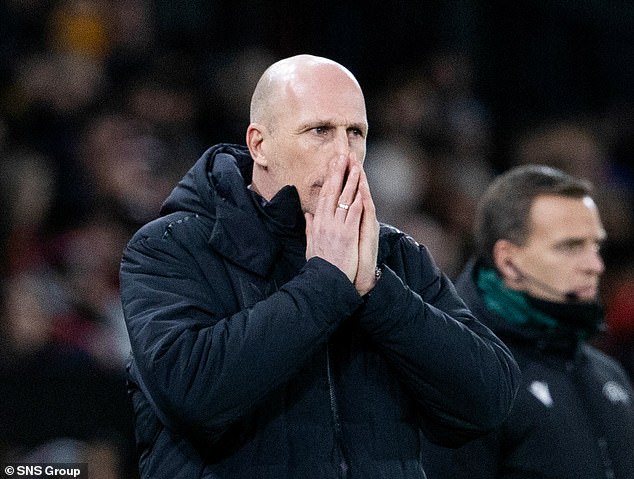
[1,1,633,478]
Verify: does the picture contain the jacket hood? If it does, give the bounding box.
[160,144,290,277]
[157,143,411,276]
[161,144,254,219]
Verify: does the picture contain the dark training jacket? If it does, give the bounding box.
[422,261,634,479]
[120,144,520,478]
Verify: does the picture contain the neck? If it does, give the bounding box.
[250,167,276,203]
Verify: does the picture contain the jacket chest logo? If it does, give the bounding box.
[529,380,554,408]
[602,381,631,405]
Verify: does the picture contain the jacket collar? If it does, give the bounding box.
[164,144,403,278]
[456,259,585,356]
[207,150,283,277]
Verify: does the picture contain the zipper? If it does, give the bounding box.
[597,437,615,479]
[326,341,349,478]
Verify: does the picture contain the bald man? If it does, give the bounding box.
[120,55,520,479]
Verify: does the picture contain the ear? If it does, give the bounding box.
[493,239,521,283]
[246,123,267,168]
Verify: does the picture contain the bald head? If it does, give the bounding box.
[246,54,368,211]
[249,54,363,129]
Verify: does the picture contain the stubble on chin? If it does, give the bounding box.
[301,184,324,215]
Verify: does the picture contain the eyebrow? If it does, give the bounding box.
[298,120,368,134]
[555,234,607,249]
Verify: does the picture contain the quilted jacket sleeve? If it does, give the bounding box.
[359,234,520,447]
[120,220,363,441]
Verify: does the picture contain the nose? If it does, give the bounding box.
[585,247,605,275]
[332,129,351,157]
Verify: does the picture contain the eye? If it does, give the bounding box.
[313,126,330,135]
[559,242,584,254]
[557,239,601,256]
[349,127,364,137]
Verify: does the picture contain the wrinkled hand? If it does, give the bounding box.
[305,154,378,295]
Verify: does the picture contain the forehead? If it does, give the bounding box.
[527,194,605,243]
[280,67,367,125]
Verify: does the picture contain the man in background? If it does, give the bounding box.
[422,164,634,478]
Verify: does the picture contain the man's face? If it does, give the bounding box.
[510,194,606,302]
[257,68,368,214]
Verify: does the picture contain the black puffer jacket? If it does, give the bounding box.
[422,260,634,479]
[120,144,520,479]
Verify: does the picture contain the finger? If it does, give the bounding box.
[355,167,379,293]
[318,155,348,216]
[344,187,364,226]
[359,176,379,245]
[357,167,376,218]
[336,162,361,217]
